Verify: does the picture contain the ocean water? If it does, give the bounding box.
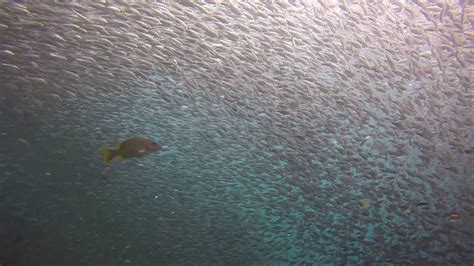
[1,1,473,265]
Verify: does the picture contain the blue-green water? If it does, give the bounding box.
[1,1,473,265]
[1,83,473,265]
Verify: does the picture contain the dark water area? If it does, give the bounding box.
[1,1,473,265]
[1,87,473,265]
[0,92,269,265]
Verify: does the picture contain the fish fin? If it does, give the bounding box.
[101,148,117,163]
[116,155,125,161]
[138,149,146,154]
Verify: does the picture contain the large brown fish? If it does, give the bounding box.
[101,137,161,163]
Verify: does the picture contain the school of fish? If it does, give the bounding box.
[0,0,473,265]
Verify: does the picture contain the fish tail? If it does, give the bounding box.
[101,148,117,163]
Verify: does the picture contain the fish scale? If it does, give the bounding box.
[0,0,473,265]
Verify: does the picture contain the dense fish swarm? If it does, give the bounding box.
[0,0,473,265]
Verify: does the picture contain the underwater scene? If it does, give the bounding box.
[0,1,473,265]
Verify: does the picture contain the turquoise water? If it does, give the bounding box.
[1,1,473,265]
[1,82,473,265]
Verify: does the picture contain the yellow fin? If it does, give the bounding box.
[101,148,116,163]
